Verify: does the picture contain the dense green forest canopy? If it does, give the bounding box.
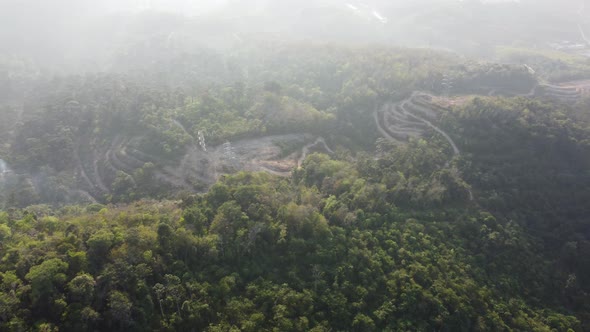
[1,36,590,331]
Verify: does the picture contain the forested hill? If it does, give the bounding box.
[0,45,538,207]
[1,43,590,331]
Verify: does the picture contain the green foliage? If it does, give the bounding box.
[497,46,590,82]
[0,144,586,330]
[0,42,589,331]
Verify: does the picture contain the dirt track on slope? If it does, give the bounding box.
[375,92,460,156]
[401,93,460,156]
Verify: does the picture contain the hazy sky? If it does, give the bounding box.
[0,0,231,16]
[0,0,585,72]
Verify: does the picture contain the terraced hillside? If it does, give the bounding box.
[0,122,335,207]
[2,44,590,208]
[537,79,590,102]
[70,130,334,202]
[537,83,582,103]
[28,77,588,206]
[375,92,459,157]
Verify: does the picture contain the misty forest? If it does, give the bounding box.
[2,0,590,331]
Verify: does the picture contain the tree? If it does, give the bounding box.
[107,291,133,329]
[67,274,95,304]
[86,230,114,269]
[209,201,249,256]
[25,258,69,318]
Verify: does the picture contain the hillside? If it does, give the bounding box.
[0,41,590,331]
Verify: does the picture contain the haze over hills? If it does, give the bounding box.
[2,0,589,73]
[1,1,590,331]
